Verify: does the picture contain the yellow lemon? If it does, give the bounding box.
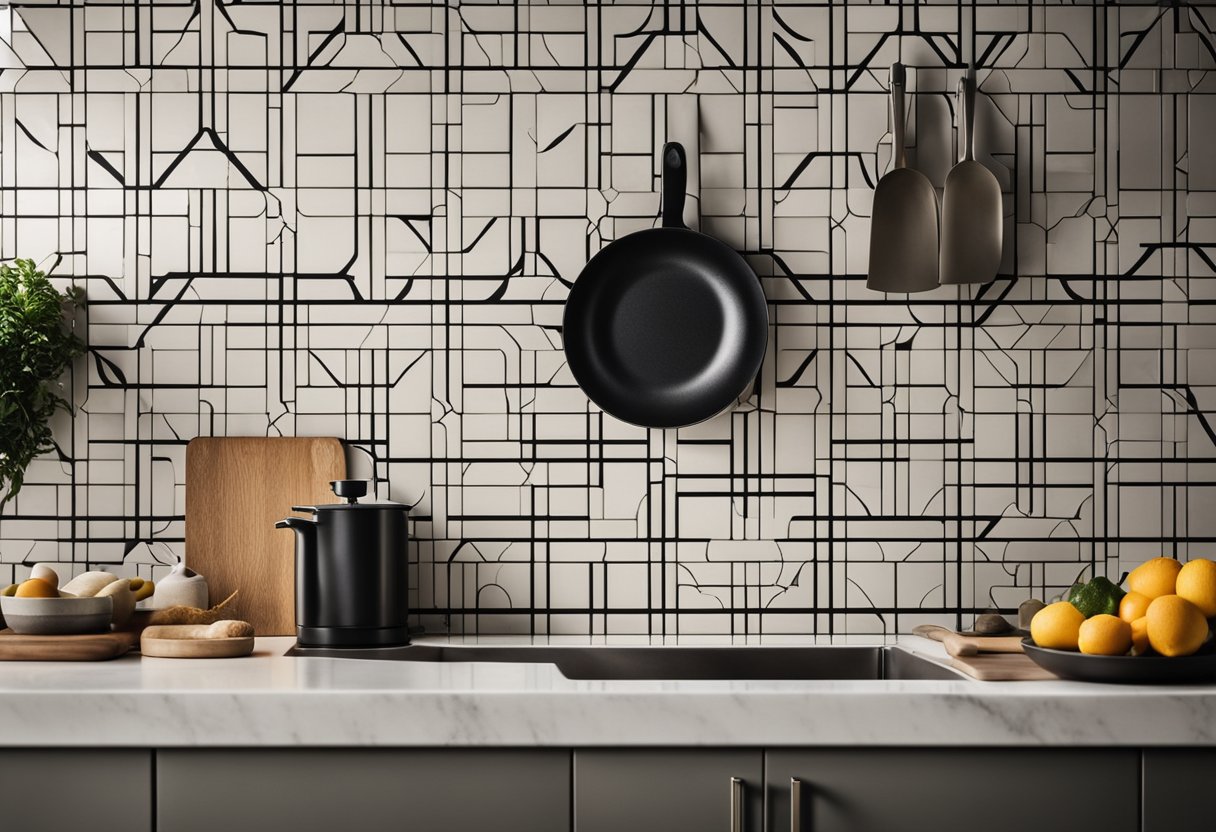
[1127,557,1183,600]
[14,578,57,598]
[1030,601,1085,650]
[1130,616,1151,655]
[1176,559,1216,618]
[1146,595,1210,657]
[1119,591,1152,623]
[1078,614,1133,656]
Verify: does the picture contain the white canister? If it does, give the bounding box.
[153,561,209,609]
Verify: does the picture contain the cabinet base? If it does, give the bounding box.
[296,625,411,648]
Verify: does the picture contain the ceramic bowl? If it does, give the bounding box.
[1022,638,1216,684]
[0,595,112,635]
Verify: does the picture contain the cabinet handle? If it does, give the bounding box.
[790,777,803,832]
[730,776,745,832]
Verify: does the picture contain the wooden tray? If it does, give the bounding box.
[141,626,254,659]
[0,629,138,661]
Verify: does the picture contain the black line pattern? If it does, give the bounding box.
[0,1,1210,637]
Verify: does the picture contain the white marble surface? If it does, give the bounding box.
[1,635,1215,747]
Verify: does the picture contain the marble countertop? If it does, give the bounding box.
[1,635,1213,748]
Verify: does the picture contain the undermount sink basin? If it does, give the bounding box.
[287,644,961,681]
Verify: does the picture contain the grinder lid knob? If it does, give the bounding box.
[330,479,368,503]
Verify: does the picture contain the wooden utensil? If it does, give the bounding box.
[0,629,137,661]
[939,65,1003,285]
[185,437,346,636]
[947,652,1057,682]
[912,624,1025,657]
[866,62,940,293]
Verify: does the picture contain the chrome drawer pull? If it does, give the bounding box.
[730,776,745,832]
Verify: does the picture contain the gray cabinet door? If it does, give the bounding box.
[575,749,763,832]
[1143,749,1216,832]
[766,749,1139,832]
[157,749,570,832]
[0,750,151,832]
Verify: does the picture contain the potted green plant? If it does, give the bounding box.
[0,258,84,506]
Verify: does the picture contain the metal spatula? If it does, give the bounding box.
[866,63,940,294]
[939,66,1003,285]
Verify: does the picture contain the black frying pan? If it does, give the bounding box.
[562,143,768,428]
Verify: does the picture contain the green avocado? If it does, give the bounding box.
[1068,576,1127,618]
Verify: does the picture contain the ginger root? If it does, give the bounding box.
[146,590,238,626]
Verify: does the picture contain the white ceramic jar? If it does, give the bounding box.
[153,561,209,609]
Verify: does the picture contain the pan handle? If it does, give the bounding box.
[889,63,907,170]
[660,142,687,229]
[959,64,976,164]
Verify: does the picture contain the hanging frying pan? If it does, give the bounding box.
[562,142,768,429]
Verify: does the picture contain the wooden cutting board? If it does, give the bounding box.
[947,653,1057,682]
[185,437,346,636]
[0,629,137,661]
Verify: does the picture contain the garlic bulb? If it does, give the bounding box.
[29,564,59,590]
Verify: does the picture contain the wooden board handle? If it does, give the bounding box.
[912,624,952,643]
[911,625,1025,658]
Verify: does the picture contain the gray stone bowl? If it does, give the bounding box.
[0,595,112,635]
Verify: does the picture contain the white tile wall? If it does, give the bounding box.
[0,0,1209,637]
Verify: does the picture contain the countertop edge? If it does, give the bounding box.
[1,687,1214,748]
[1,637,1214,747]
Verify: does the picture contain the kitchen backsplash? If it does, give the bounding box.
[0,0,1208,636]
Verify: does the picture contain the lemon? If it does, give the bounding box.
[1130,616,1151,655]
[1128,557,1182,600]
[1078,614,1132,655]
[1030,601,1085,650]
[1176,559,1216,617]
[14,578,57,598]
[1119,591,1152,623]
[1146,595,1210,657]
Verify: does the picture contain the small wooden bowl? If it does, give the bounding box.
[140,625,254,659]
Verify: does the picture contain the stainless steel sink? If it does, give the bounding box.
[287,644,961,681]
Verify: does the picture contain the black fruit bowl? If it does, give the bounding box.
[1022,638,1216,684]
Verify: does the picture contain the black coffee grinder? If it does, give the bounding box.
[276,479,410,647]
